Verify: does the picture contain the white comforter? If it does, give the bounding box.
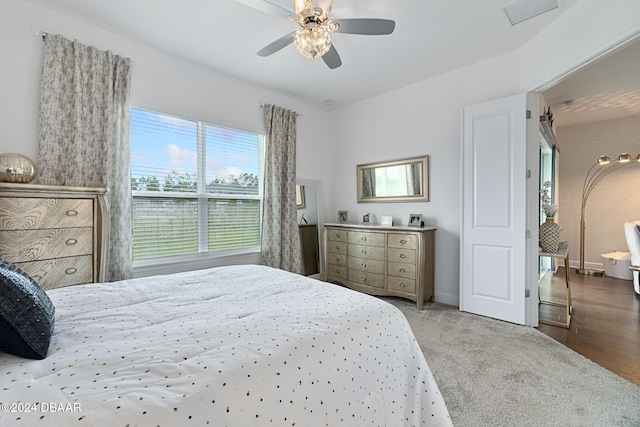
[0,265,451,426]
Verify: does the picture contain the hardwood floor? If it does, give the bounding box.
[537,267,640,386]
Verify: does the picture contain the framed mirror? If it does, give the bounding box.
[357,156,429,203]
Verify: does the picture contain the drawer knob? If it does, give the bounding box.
[336,233,341,238]
[400,254,406,259]
[399,282,406,287]
[361,250,367,255]
[336,245,341,250]
[65,238,78,245]
[361,263,367,268]
[361,237,367,241]
[335,257,340,262]
[399,268,406,273]
[400,239,407,245]
[65,267,77,275]
[66,210,78,217]
[360,276,366,281]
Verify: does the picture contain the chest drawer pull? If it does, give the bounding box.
[399,268,406,273]
[66,209,79,217]
[400,254,406,259]
[65,238,78,245]
[361,237,367,241]
[361,250,367,255]
[65,267,78,275]
[398,282,406,288]
[361,263,367,268]
[400,239,407,245]
[336,233,342,238]
[360,276,366,281]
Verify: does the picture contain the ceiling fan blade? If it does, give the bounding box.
[235,0,293,18]
[322,45,342,69]
[334,19,395,35]
[257,32,295,57]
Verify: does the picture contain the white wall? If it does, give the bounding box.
[326,52,522,304]
[556,116,640,270]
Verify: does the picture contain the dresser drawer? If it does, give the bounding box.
[388,233,417,249]
[348,231,385,247]
[326,264,347,282]
[0,198,93,230]
[15,255,93,290]
[327,228,348,243]
[0,227,93,262]
[388,261,416,279]
[326,240,347,255]
[327,253,347,267]
[348,269,385,288]
[388,248,416,264]
[348,244,385,261]
[348,257,385,274]
[387,275,416,294]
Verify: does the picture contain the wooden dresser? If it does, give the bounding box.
[0,183,108,290]
[323,223,436,309]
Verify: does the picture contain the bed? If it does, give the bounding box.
[0,264,451,426]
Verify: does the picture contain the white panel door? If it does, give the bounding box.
[460,93,534,325]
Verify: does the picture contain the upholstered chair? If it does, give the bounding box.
[623,221,640,295]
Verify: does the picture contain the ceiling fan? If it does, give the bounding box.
[242,0,395,69]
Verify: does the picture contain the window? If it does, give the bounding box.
[130,108,263,261]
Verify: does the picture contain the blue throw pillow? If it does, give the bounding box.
[0,259,55,359]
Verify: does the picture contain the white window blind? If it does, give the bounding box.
[130,108,262,261]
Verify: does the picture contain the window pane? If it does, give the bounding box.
[205,125,260,195]
[131,108,198,193]
[208,199,260,251]
[133,197,199,259]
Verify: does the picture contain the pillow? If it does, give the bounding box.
[0,259,55,359]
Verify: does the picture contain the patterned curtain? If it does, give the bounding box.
[261,104,302,274]
[38,34,133,282]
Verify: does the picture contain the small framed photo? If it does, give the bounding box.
[338,210,348,223]
[362,212,370,224]
[408,214,422,227]
[381,215,393,226]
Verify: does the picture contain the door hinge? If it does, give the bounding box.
[526,110,532,119]
[526,169,531,179]
[525,289,530,298]
[526,229,531,239]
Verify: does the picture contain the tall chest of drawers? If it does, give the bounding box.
[0,183,108,290]
[323,223,436,309]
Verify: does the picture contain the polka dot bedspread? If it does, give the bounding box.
[0,265,451,426]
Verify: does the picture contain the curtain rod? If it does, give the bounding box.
[32,27,47,40]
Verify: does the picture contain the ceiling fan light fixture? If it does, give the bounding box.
[294,0,312,15]
[293,27,332,58]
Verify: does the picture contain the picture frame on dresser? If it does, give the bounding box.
[338,210,348,222]
[408,214,422,227]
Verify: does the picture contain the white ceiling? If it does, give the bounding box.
[542,38,640,127]
[24,0,640,127]
[27,0,584,111]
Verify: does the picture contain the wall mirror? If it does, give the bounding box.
[357,156,429,203]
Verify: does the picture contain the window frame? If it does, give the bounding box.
[130,107,265,269]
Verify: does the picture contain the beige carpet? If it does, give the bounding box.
[383,297,640,427]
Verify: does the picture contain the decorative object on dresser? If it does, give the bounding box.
[0,183,108,290]
[338,210,348,222]
[408,214,423,227]
[362,212,370,224]
[323,223,436,309]
[381,215,393,226]
[0,153,38,183]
